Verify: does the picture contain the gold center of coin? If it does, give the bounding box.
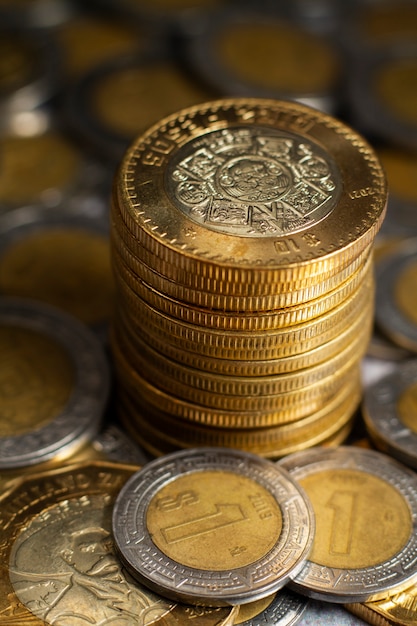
[0,37,35,92]
[0,326,74,436]
[299,468,412,569]
[376,59,417,126]
[0,229,114,325]
[397,382,417,434]
[167,126,340,237]
[218,23,338,93]
[0,134,79,206]
[146,470,282,571]
[235,593,276,623]
[9,495,174,624]
[92,64,211,137]
[394,261,417,325]
[377,147,417,203]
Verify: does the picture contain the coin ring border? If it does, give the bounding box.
[0,297,110,468]
[279,446,417,603]
[112,447,315,606]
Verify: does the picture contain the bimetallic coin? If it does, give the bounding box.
[349,41,417,149]
[279,446,417,603]
[184,7,341,113]
[0,297,110,468]
[0,460,239,625]
[0,206,113,329]
[362,359,417,470]
[112,448,315,606]
[234,588,309,625]
[375,238,417,352]
[115,98,386,288]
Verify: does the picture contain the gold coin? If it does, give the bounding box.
[0,132,80,207]
[0,226,114,326]
[117,371,361,457]
[111,195,369,304]
[112,297,372,400]
[112,247,373,331]
[348,583,417,626]
[359,2,417,44]
[114,98,386,289]
[376,57,417,128]
[115,274,373,364]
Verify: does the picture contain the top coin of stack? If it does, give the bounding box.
[110,97,387,459]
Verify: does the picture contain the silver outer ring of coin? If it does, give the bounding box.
[279,446,417,603]
[379,194,417,239]
[348,41,417,150]
[237,588,309,626]
[112,447,315,607]
[92,424,151,466]
[374,237,417,352]
[0,296,110,468]
[183,6,339,113]
[362,359,417,470]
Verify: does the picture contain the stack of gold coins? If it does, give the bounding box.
[110,97,387,459]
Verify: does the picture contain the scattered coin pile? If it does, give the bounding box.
[110,97,387,459]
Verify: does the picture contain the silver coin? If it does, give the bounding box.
[375,237,417,353]
[235,588,309,626]
[362,358,417,470]
[0,297,110,468]
[112,447,315,607]
[279,446,417,603]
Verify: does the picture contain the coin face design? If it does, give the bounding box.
[9,494,174,625]
[112,448,315,606]
[167,127,340,237]
[280,446,417,603]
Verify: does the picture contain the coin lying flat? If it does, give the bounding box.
[279,446,417,603]
[0,460,239,625]
[375,238,417,352]
[112,448,315,606]
[347,580,417,626]
[362,358,417,470]
[234,588,309,626]
[0,297,110,468]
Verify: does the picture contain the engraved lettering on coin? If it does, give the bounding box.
[9,495,174,625]
[299,469,411,569]
[146,470,282,571]
[167,127,340,236]
[0,326,74,437]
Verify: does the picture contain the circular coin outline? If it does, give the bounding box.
[375,238,417,352]
[112,447,315,606]
[0,297,110,468]
[279,446,417,603]
[235,587,309,626]
[362,359,417,470]
[116,98,386,280]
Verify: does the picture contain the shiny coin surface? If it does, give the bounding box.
[362,358,417,470]
[112,448,315,606]
[279,446,417,603]
[0,297,110,468]
[0,460,239,625]
[234,588,309,626]
[347,580,417,626]
[375,238,417,352]
[115,98,386,291]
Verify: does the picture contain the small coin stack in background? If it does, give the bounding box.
[110,97,387,459]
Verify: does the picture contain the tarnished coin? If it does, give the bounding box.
[0,297,110,468]
[234,588,309,626]
[362,358,417,470]
[375,237,417,352]
[112,448,315,606]
[0,460,239,625]
[279,446,417,603]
